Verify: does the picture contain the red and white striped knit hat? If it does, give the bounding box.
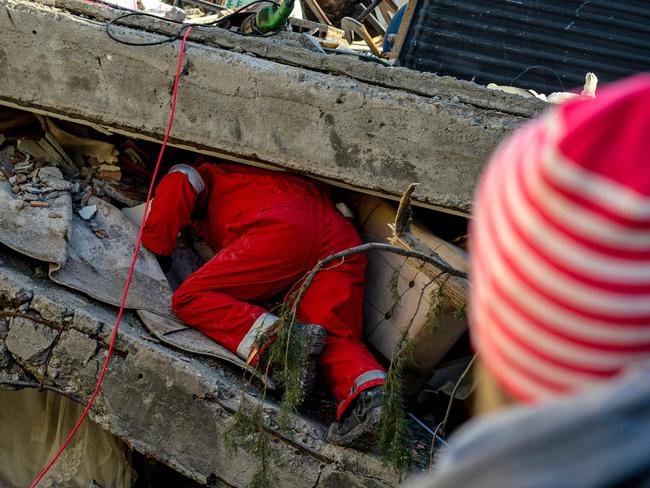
[470,75,650,402]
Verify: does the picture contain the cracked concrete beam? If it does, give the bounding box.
[54,0,544,119]
[0,252,399,487]
[0,0,545,214]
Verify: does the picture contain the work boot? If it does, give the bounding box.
[259,322,326,406]
[292,322,326,404]
[327,386,385,450]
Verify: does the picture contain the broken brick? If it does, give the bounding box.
[97,164,121,181]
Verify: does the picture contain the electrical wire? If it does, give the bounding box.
[408,413,449,448]
[106,11,192,45]
[510,65,566,91]
[105,0,283,47]
[30,0,364,481]
[30,25,194,488]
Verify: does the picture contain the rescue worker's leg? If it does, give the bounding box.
[294,209,387,447]
[296,260,386,417]
[172,207,321,360]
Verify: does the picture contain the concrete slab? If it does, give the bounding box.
[0,0,546,214]
[0,250,400,487]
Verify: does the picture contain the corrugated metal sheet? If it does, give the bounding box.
[396,0,650,93]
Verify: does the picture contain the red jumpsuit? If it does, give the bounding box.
[142,162,386,418]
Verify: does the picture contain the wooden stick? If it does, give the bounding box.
[394,182,418,235]
[290,242,467,316]
[301,0,332,26]
[0,311,64,330]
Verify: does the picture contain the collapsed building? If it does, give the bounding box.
[0,0,549,486]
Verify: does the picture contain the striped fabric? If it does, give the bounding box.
[470,75,650,402]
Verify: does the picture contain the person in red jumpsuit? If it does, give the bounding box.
[141,161,386,448]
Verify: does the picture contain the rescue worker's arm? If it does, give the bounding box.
[141,166,204,257]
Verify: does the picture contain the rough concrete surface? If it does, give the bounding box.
[0,251,400,487]
[0,0,546,214]
[0,171,72,268]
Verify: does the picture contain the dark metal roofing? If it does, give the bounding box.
[396,0,650,93]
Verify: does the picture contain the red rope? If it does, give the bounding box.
[31,26,194,487]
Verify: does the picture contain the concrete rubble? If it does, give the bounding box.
[0,103,419,486]
[0,0,530,484]
[0,162,73,265]
[0,250,400,487]
[0,0,546,215]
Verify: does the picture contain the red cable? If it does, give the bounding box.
[31,26,193,488]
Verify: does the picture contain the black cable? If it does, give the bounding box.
[106,11,190,45]
[510,65,566,91]
[105,0,284,47]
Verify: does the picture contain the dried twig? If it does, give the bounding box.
[379,273,439,472]
[429,354,476,468]
[290,242,467,317]
[0,311,64,330]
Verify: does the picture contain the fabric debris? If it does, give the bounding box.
[0,389,135,488]
[487,72,598,104]
[50,196,175,317]
[350,194,468,392]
